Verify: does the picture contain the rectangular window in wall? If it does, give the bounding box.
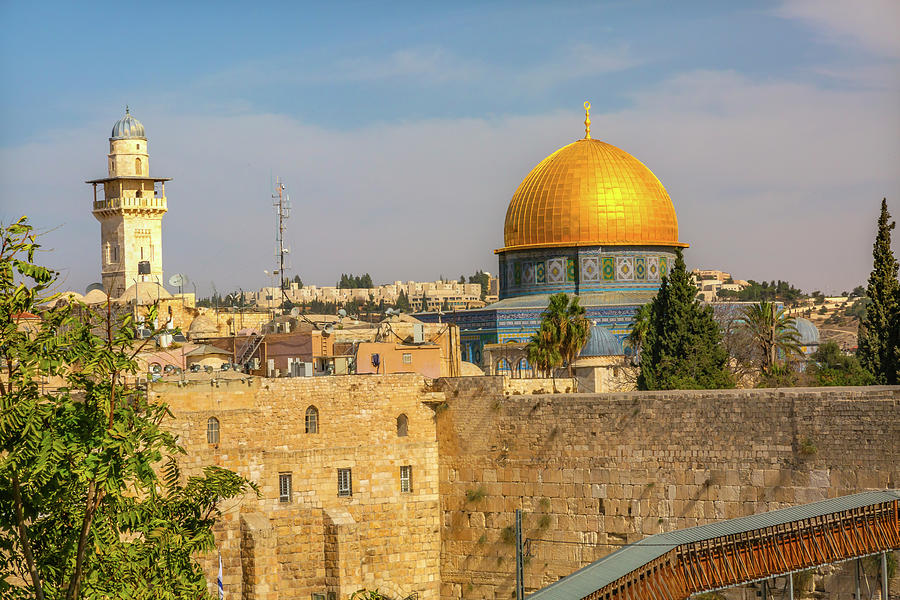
[402,353,412,364]
[400,465,412,493]
[337,468,352,497]
[279,473,292,503]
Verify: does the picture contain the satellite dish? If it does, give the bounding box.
[338,309,347,318]
[385,308,395,316]
[290,307,300,317]
[323,324,334,335]
[85,282,104,294]
[169,274,185,287]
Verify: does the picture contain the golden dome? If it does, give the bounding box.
[499,130,687,253]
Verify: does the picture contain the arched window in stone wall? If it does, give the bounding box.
[206,417,219,444]
[305,406,318,434]
[135,157,142,174]
[396,413,408,437]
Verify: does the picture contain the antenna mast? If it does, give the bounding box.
[273,177,291,309]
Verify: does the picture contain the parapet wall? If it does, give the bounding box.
[433,378,900,599]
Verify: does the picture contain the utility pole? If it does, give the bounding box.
[770,301,777,370]
[273,178,291,312]
[515,509,524,600]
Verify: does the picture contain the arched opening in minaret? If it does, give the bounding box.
[134,157,142,174]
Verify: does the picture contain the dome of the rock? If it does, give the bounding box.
[501,137,686,252]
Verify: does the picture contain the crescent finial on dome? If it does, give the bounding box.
[584,101,591,139]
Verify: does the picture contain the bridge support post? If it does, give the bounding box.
[882,552,888,600]
[788,573,794,599]
[856,558,861,600]
[762,579,768,600]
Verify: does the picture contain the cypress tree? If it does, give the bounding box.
[857,198,899,384]
[638,248,733,390]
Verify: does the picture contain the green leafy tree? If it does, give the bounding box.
[350,590,394,600]
[740,301,803,374]
[807,341,875,386]
[394,290,411,312]
[0,217,256,599]
[638,249,733,390]
[468,270,490,301]
[857,198,899,384]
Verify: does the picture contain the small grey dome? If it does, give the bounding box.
[111,107,146,140]
[792,317,820,345]
[580,324,624,357]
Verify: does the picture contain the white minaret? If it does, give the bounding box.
[87,107,170,298]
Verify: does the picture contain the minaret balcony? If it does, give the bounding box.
[92,196,167,214]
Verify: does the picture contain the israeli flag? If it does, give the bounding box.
[217,553,225,599]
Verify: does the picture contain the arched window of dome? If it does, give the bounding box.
[134,157,142,174]
[305,406,318,434]
[396,413,408,437]
[207,417,220,444]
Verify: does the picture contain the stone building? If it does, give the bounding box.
[159,375,444,600]
[251,280,485,312]
[87,108,171,298]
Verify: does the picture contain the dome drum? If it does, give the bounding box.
[498,245,677,300]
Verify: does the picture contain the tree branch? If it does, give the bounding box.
[11,471,45,600]
[65,480,103,600]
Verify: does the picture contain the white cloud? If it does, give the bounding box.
[775,0,900,58]
[516,43,644,90]
[2,69,898,297]
[333,47,486,84]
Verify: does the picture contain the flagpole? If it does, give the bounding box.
[217,552,225,600]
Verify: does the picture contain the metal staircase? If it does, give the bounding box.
[236,333,264,367]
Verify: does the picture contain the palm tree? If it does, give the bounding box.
[626,303,651,363]
[740,301,802,373]
[526,293,590,379]
[526,321,561,378]
[558,296,591,377]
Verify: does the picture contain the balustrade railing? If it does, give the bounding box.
[92,196,167,211]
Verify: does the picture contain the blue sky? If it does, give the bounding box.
[2,1,898,296]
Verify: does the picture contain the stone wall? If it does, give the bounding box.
[156,374,444,600]
[432,377,900,599]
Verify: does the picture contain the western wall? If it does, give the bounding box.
[433,378,900,599]
[157,375,900,599]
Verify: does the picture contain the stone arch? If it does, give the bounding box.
[305,405,318,434]
[134,157,142,174]
[396,413,408,437]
